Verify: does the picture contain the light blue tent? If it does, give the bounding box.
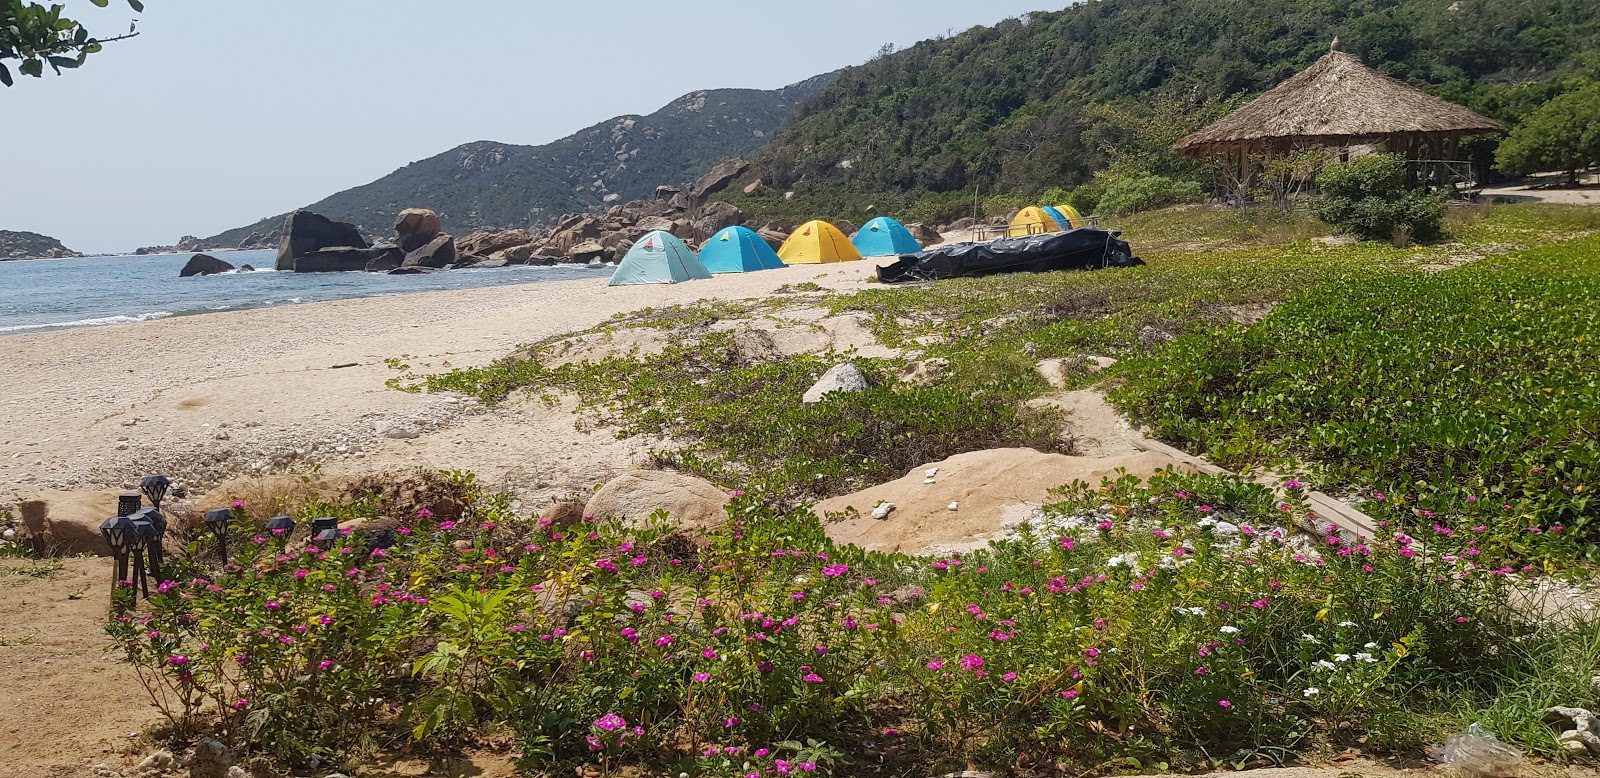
[698,226,787,273]
[1041,206,1075,232]
[608,231,713,286]
[851,217,923,257]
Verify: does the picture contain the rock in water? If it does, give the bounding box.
[365,246,405,272]
[179,253,235,277]
[584,471,731,533]
[402,234,457,268]
[276,210,367,271]
[293,247,372,273]
[802,362,871,404]
[393,208,441,253]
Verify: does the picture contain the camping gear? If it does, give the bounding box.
[875,227,1142,284]
[851,216,923,257]
[1005,206,1062,238]
[609,230,712,286]
[1053,204,1086,227]
[778,221,863,264]
[698,226,786,273]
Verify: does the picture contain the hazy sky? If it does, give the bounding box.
[2,0,1061,253]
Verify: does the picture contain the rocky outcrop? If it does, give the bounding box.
[402,235,457,268]
[394,208,442,252]
[365,247,406,272]
[135,236,208,255]
[18,491,122,556]
[832,219,859,238]
[906,223,943,245]
[584,470,731,533]
[276,210,368,271]
[689,158,749,201]
[0,230,81,260]
[237,231,279,250]
[295,247,374,273]
[179,253,235,277]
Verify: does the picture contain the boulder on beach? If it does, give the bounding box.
[365,246,406,273]
[179,253,235,278]
[277,210,368,271]
[402,234,457,269]
[393,208,442,253]
[584,470,731,533]
[294,247,372,273]
[802,362,871,404]
[18,491,123,556]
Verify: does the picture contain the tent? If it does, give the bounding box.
[1005,206,1062,238]
[851,216,923,257]
[698,226,787,273]
[1054,204,1086,228]
[608,230,712,286]
[1044,205,1084,229]
[778,221,863,264]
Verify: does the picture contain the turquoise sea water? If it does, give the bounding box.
[0,250,611,334]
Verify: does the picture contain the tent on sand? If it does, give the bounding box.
[608,230,713,286]
[698,226,787,273]
[851,216,923,257]
[1045,205,1085,229]
[1005,206,1062,238]
[778,221,863,264]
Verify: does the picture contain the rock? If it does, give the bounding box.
[756,228,789,250]
[635,216,677,233]
[948,217,976,231]
[457,229,532,257]
[134,750,176,774]
[402,234,457,269]
[188,737,232,778]
[462,258,509,269]
[567,240,606,261]
[365,246,406,273]
[179,253,235,278]
[906,223,943,244]
[18,491,123,556]
[387,266,436,275]
[743,179,764,194]
[899,358,950,386]
[1314,234,1359,246]
[802,362,871,404]
[393,208,442,252]
[871,502,896,520]
[598,231,635,259]
[583,470,731,533]
[1037,356,1116,389]
[294,247,372,273]
[832,219,859,237]
[539,501,586,528]
[655,185,684,202]
[693,201,744,238]
[225,768,246,778]
[276,210,368,271]
[817,450,1196,555]
[491,243,541,264]
[237,264,256,272]
[1137,326,1177,349]
[689,158,750,201]
[1546,707,1600,756]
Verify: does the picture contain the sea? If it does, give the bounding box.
[0,249,612,335]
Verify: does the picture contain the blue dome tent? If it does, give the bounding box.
[850,217,923,257]
[608,231,713,286]
[698,226,787,273]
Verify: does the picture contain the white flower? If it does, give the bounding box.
[1220,626,1240,634]
[1363,642,1378,649]
[1334,653,1351,662]
[1338,621,1357,627]
[1301,633,1321,644]
[1315,660,1337,671]
[1303,687,1320,697]
[1354,652,1378,663]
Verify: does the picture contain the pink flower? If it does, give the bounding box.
[264,600,282,611]
[593,713,626,732]
[417,508,434,519]
[1085,648,1101,658]
[822,563,849,577]
[233,699,249,710]
[926,660,943,670]
[693,672,711,682]
[1061,689,1078,698]
[803,673,824,683]
[1002,672,1018,682]
[438,520,456,529]
[655,635,674,647]
[318,660,334,670]
[1218,700,1233,708]
[166,655,189,667]
[230,500,245,509]
[960,654,985,671]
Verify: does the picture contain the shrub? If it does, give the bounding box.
[1065,184,1104,216]
[1311,154,1448,241]
[1097,174,1205,216]
[1495,82,1600,183]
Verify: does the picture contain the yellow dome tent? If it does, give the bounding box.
[778,221,863,264]
[1052,204,1085,228]
[1006,206,1062,238]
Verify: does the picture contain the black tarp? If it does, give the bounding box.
[875,228,1143,284]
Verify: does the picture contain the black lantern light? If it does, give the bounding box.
[139,475,171,511]
[204,508,232,566]
[126,509,154,599]
[264,515,296,547]
[309,517,340,550]
[100,514,138,604]
[131,506,167,583]
[363,528,398,554]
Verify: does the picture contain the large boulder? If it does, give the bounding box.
[831,219,859,237]
[393,209,441,252]
[619,198,674,223]
[294,247,372,273]
[276,210,367,271]
[655,185,684,202]
[567,240,607,262]
[18,491,123,556]
[634,215,677,233]
[802,362,871,404]
[817,450,1196,556]
[756,228,788,251]
[906,223,943,245]
[402,234,457,269]
[458,229,532,257]
[584,471,731,533]
[365,246,406,272]
[691,201,744,240]
[179,253,235,278]
[689,158,750,201]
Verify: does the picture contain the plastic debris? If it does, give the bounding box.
[1430,723,1524,777]
[870,502,895,520]
[925,467,940,478]
[948,502,960,511]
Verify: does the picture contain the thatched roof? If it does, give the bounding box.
[1172,47,1505,156]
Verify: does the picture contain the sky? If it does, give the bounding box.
[2,0,1061,253]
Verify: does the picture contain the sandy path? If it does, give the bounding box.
[0,264,877,505]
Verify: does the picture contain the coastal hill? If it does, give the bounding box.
[0,230,82,260]
[725,0,1600,221]
[206,74,837,248]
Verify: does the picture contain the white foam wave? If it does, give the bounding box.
[0,311,174,333]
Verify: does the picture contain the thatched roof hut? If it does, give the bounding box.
[1172,43,1505,159]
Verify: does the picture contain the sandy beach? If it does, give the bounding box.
[0,265,880,507]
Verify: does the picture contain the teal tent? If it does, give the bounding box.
[1041,206,1075,231]
[851,217,923,257]
[698,226,786,273]
[609,231,713,286]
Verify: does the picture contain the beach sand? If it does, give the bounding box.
[0,264,880,508]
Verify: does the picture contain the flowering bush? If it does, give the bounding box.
[105,466,1584,776]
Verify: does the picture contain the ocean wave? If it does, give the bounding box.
[0,311,174,333]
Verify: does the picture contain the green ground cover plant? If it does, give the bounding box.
[113,472,1598,776]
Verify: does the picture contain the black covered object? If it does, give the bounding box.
[876,228,1143,283]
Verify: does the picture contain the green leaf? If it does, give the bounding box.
[126,0,144,11]
[89,0,108,6]
[18,58,43,77]
[0,64,11,87]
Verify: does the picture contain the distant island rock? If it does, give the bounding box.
[135,236,207,255]
[0,230,82,260]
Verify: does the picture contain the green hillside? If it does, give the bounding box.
[207,73,836,246]
[729,0,1600,223]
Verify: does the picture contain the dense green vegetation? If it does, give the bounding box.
[206,74,837,244]
[1495,81,1600,181]
[116,472,1597,776]
[1311,154,1448,243]
[1,0,141,87]
[728,0,1600,226]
